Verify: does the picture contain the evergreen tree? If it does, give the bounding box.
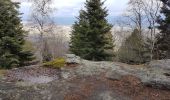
[70,0,114,61]
[0,0,34,68]
[118,29,150,64]
[154,0,170,59]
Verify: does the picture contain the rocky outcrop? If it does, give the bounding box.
[65,54,81,64]
[105,65,147,84]
[105,60,170,90]
[1,59,170,100]
[149,59,170,70]
[143,60,170,89]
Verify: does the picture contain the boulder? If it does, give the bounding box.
[142,76,170,90]
[65,54,81,64]
[149,59,170,70]
[140,60,170,89]
[105,60,170,90]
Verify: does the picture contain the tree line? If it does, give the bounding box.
[116,0,170,64]
[0,0,170,68]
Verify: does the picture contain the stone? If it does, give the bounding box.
[99,91,113,100]
[65,54,81,64]
[61,71,70,79]
[105,59,170,90]
[135,59,170,89]
[105,70,131,80]
[142,77,170,89]
[149,59,170,70]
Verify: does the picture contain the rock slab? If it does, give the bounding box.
[105,60,170,90]
[65,54,81,64]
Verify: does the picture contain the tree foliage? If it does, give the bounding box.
[70,0,114,61]
[154,0,170,59]
[30,0,54,62]
[0,0,34,68]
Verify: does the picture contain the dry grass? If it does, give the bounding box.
[107,75,170,100]
[0,69,7,77]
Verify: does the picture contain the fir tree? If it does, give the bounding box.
[0,0,34,68]
[154,0,170,59]
[118,29,150,64]
[70,0,114,61]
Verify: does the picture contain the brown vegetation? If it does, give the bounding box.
[64,74,170,100]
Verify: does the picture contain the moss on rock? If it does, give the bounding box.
[43,58,66,69]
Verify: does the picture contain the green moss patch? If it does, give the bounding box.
[43,58,66,69]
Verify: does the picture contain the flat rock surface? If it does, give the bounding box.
[149,59,170,70]
[1,60,170,100]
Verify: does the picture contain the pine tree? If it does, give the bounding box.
[70,0,114,61]
[154,0,170,59]
[0,0,34,68]
[118,29,150,64]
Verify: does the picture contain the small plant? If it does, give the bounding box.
[43,58,66,69]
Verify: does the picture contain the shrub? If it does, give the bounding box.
[43,58,66,69]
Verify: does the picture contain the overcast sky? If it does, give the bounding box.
[13,0,129,25]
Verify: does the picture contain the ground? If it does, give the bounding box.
[0,60,170,100]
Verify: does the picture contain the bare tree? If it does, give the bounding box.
[29,0,55,62]
[123,0,145,35]
[48,28,70,58]
[28,0,70,62]
[114,0,146,62]
[116,0,161,61]
[128,0,161,60]
[140,0,161,60]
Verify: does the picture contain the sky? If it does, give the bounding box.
[13,0,129,25]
